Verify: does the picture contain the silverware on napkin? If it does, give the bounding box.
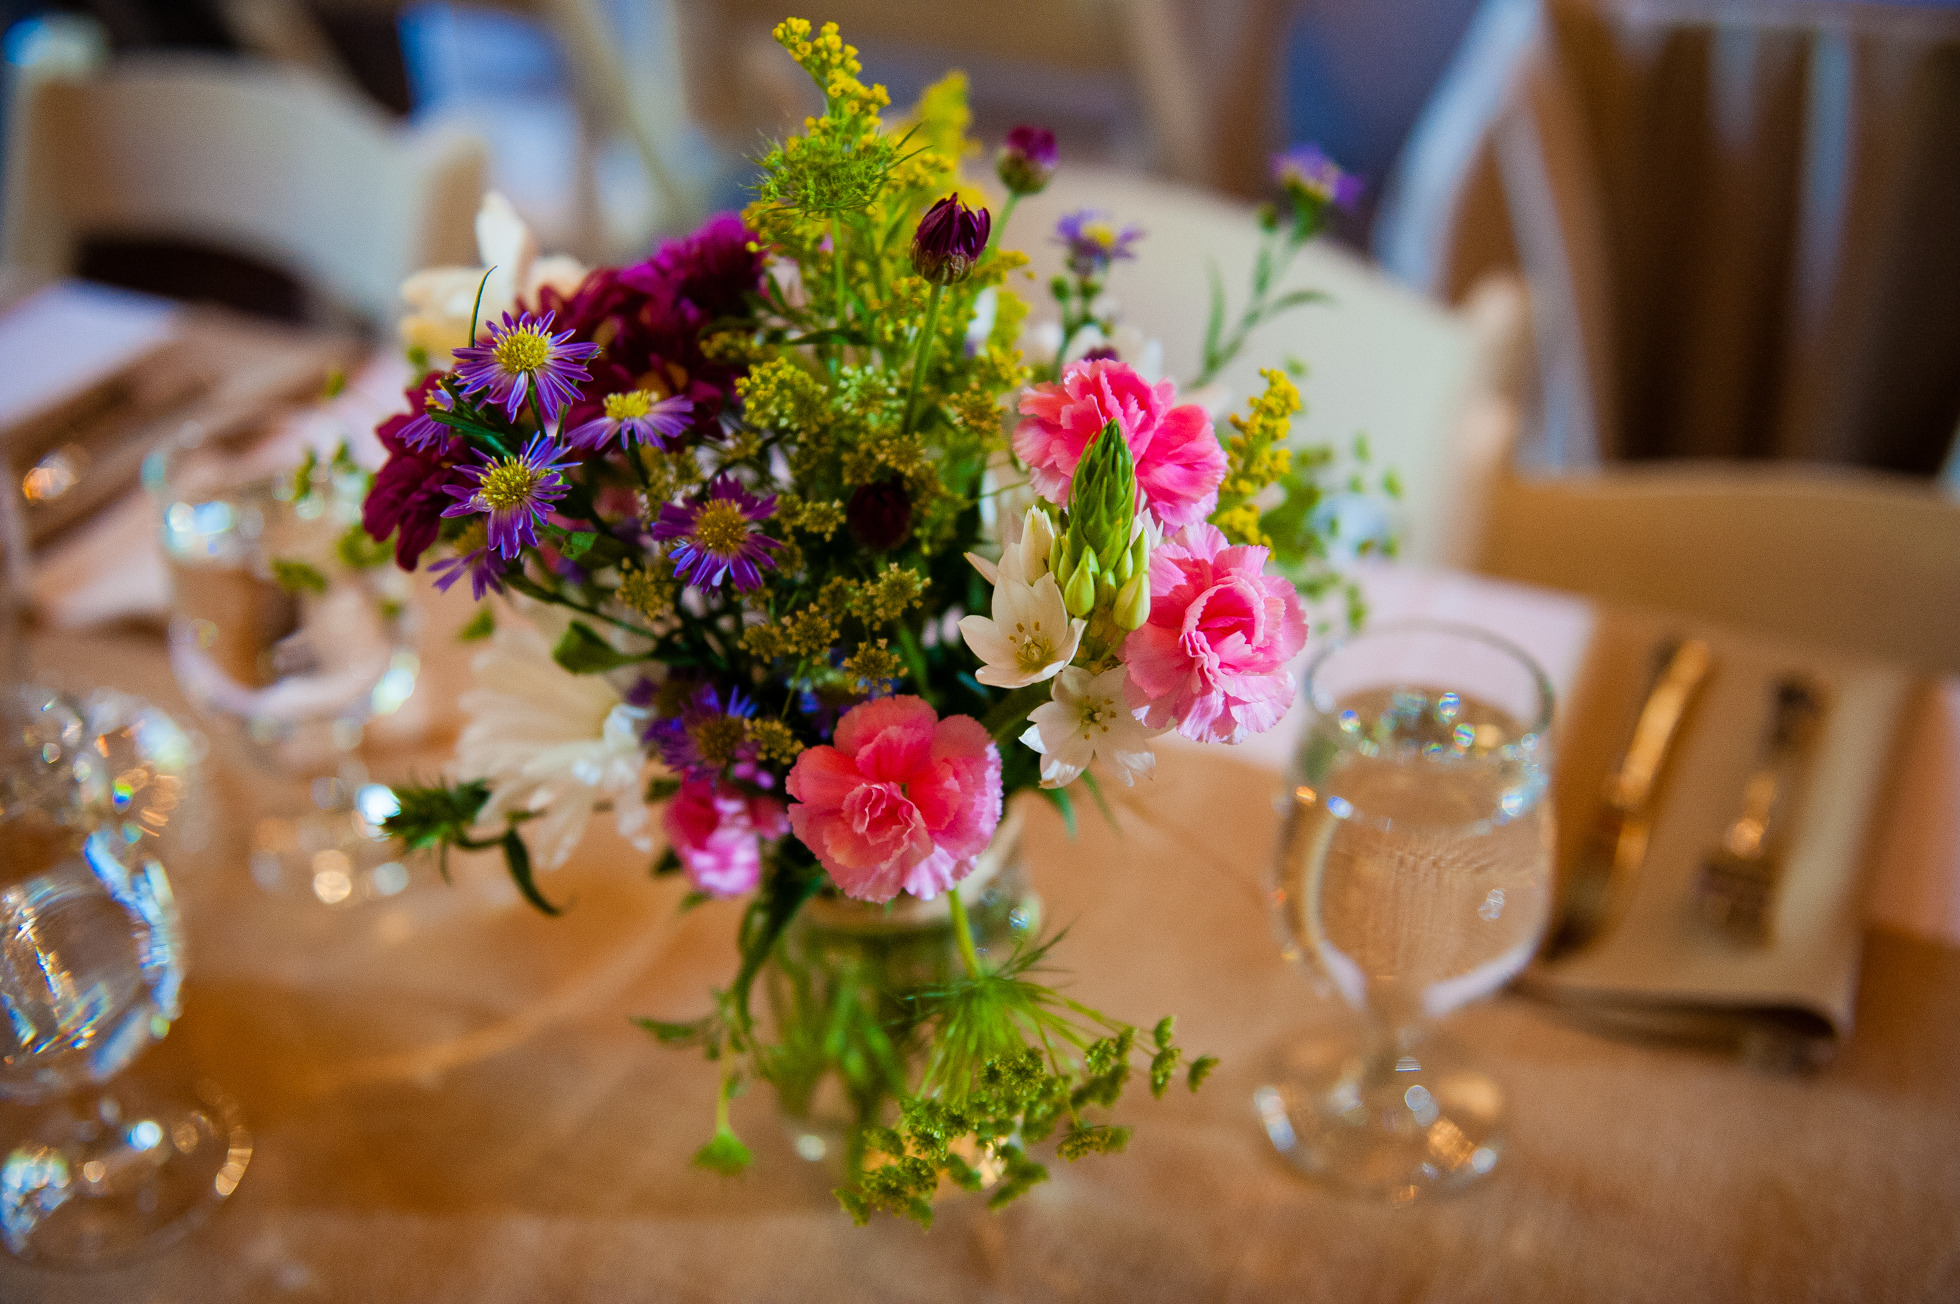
[1543,637,1714,960]
[1698,677,1827,946]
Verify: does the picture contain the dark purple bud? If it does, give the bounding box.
[997,125,1058,195]
[1080,344,1119,363]
[911,194,990,286]
[847,477,913,552]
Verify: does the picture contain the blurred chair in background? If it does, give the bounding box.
[1375,0,1960,476]
[1,15,484,332]
[686,0,1208,185]
[1444,264,1960,676]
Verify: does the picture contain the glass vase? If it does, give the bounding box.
[763,806,1039,1175]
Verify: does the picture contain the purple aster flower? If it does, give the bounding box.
[911,194,991,286]
[562,390,694,452]
[1056,209,1144,278]
[648,684,757,778]
[1272,144,1363,211]
[452,310,601,424]
[398,383,456,453]
[440,433,578,558]
[997,125,1058,196]
[428,538,507,601]
[651,476,780,591]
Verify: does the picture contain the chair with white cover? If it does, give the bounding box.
[1,45,486,331]
[1450,278,1960,677]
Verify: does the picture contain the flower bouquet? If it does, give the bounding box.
[367,18,1372,1226]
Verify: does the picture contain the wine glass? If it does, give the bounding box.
[149,425,420,906]
[1258,620,1555,1202]
[0,683,250,1265]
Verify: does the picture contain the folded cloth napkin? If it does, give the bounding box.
[1232,562,1923,1061]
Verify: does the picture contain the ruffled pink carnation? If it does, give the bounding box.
[785,697,1003,903]
[1123,523,1308,744]
[1013,358,1226,531]
[664,776,788,898]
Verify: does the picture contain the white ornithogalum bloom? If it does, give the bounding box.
[957,571,1084,689]
[399,192,588,360]
[965,504,1057,587]
[457,623,655,870]
[1022,665,1160,789]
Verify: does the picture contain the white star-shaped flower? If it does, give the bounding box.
[965,505,1056,587]
[957,571,1084,689]
[1021,665,1161,789]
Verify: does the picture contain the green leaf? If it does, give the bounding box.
[692,1126,753,1176]
[1039,784,1077,837]
[646,776,683,804]
[650,847,682,877]
[1152,1015,1176,1049]
[1188,1054,1219,1091]
[336,525,392,570]
[557,530,599,561]
[551,621,639,674]
[457,608,495,642]
[269,558,328,595]
[500,827,563,916]
[633,1016,710,1046]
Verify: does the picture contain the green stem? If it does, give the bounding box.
[989,192,1021,250]
[981,682,1053,741]
[830,214,847,375]
[901,281,946,434]
[947,886,984,980]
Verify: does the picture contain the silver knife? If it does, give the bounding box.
[1543,637,1714,960]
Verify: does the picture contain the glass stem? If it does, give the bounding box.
[901,282,945,435]
[946,886,984,979]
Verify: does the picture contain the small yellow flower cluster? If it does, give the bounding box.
[773,494,846,541]
[1211,369,1302,548]
[616,557,678,622]
[737,358,830,437]
[637,445,704,508]
[842,640,904,688]
[744,718,805,765]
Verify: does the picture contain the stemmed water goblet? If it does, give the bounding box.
[1258,619,1555,1201]
[149,424,419,907]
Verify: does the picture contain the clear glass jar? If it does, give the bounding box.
[763,806,1039,1174]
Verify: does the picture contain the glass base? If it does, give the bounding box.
[0,1076,251,1266]
[1256,1028,1504,1203]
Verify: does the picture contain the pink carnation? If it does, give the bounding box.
[785,697,1003,903]
[1123,523,1308,744]
[664,776,788,898]
[1013,358,1226,531]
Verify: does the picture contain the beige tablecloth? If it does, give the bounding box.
[2,570,1957,1303]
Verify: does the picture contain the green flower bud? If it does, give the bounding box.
[1063,419,1137,580]
[1115,573,1151,630]
[1063,548,1098,617]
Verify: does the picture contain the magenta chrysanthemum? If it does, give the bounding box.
[651,476,780,591]
[562,390,694,452]
[1055,209,1143,278]
[440,434,577,558]
[452,309,601,423]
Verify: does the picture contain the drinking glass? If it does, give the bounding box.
[149,426,419,906]
[0,684,251,1265]
[1258,620,1555,1201]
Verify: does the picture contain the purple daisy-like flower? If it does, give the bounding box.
[648,684,758,778]
[651,476,780,591]
[911,194,991,286]
[439,433,578,558]
[429,543,507,601]
[997,125,1058,196]
[397,382,457,453]
[1055,209,1144,278]
[562,390,694,452]
[452,310,601,424]
[1272,143,1363,211]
